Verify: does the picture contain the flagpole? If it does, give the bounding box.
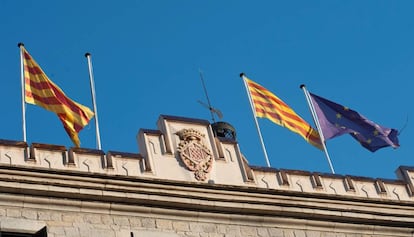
[18,43,27,143]
[85,53,102,150]
[240,73,271,167]
[300,84,335,174]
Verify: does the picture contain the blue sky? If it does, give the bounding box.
[1,1,413,179]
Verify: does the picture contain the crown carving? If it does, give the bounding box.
[177,128,205,141]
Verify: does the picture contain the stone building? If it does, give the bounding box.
[0,115,413,237]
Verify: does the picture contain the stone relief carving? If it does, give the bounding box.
[176,128,213,181]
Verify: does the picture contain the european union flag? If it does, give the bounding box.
[309,93,399,152]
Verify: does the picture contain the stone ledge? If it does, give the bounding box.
[0,165,412,229]
[0,139,28,148]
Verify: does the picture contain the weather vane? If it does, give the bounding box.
[198,69,223,123]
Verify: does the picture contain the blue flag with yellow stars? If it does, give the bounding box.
[309,92,399,152]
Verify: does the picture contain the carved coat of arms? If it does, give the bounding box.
[176,128,213,181]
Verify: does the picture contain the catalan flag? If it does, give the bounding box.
[22,46,94,147]
[243,75,322,150]
[308,92,399,152]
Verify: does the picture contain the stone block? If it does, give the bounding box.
[305,230,322,237]
[321,233,343,237]
[47,221,73,227]
[208,233,225,237]
[141,218,156,228]
[172,221,190,232]
[0,208,6,216]
[101,215,114,225]
[64,227,80,237]
[84,214,102,224]
[79,227,116,237]
[156,219,173,230]
[110,224,121,231]
[128,217,141,227]
[219,225,241,235]
[48,226,66,235]
[283,229,295,237]
[37,211,53,221]
[189,222,204,232]
[268,228,284,237]
[257,227,270,237]
[6,208,21,218]
[113,216,130,226]
[293,230,306,237]
[131,230,181,237]
[201,223,217,233]
[62,213,80,222]
[239,226,257,236]
[21,210,37,220]
[184,232,200,237]
[189,222,217,233]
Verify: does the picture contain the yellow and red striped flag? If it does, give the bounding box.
[22,47,94,147]
[244,76,322,150]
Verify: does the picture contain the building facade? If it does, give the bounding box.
[0,115,413,237]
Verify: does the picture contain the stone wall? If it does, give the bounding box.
[1,205,411,237]
[0,163,413,237]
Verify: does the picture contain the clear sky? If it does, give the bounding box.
[1,1,413,179]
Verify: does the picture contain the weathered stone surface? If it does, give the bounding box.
[173,221,190,232]
[6,208,21,218]
[141,218,156,228]
[156,219,173,230]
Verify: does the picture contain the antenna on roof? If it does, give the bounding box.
[198,69,223,123]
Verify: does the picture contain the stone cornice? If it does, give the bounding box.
[0,164,412,230]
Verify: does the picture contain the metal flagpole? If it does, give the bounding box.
[300,85,335,174]
[85,53,102,150]
[18,43,27,143]
[240,73,271,167]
